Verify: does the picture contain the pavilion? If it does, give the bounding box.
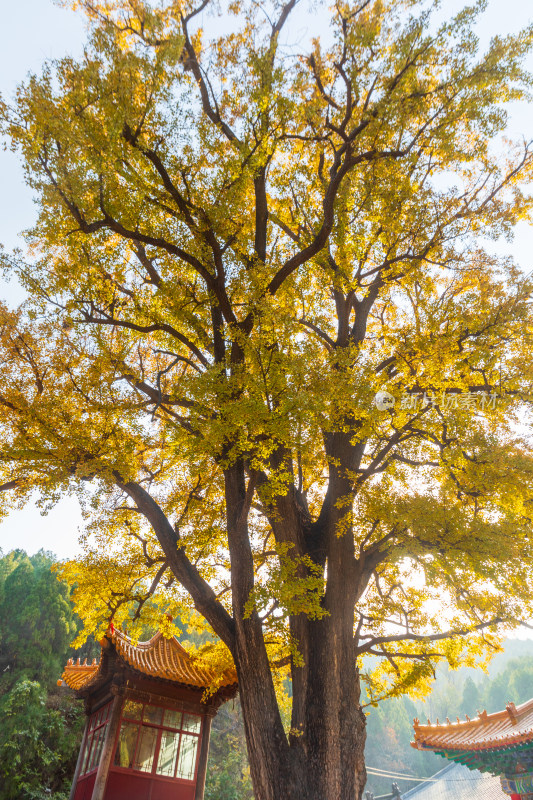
[412,699,533,800]
[59,626,237,800]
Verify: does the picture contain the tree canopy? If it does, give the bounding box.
[1,1,533,798]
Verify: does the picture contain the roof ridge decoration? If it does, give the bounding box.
[112,628,189,655]
[59,628,237,695]
[506,702,518,725]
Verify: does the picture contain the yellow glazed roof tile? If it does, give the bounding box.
[59,657,99,690]
[412,699,533,752]
[59,628,237,694]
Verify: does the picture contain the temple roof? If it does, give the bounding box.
[412,699,533,753]
[60,628,237,696]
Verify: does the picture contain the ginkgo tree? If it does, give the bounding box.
[1,0,533,798]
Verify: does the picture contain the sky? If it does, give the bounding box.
[0,0,532,561]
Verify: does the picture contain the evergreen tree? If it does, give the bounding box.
[0,680,82,800]
[460,676,480,717]
[0,551,84,800]
[0,551,77,690]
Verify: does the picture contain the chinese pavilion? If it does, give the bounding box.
[412,699,533,800]
[59,627,237,800]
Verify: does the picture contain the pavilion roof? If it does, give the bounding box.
[60,628,237,695]
[412,698,533,753]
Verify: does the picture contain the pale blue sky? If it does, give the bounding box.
[0,0,532,560]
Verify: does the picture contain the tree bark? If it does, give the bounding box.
[231,429,368,800]
[226,454,367,800]
[235,621,367,800]
[224,461,298,799]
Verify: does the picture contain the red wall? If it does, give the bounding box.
[73,770,196,800]
[72,773,96,800]
[106,771,196,800]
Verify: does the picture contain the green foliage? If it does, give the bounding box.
[0,680,82,800]
[460,676,480,716]
[0,550,84,800]
[205,703,254,800]
[0,550,78,691]
[481,657,533,714]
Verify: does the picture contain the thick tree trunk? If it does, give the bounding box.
[236,631,367,800]
[217,414,369,800]
[305,617,367,800]
[233,436,368,800]
[233,484,367,797]
[235,626,305,800]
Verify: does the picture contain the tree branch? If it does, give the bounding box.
[81,308,210,367]
[355,617,504,655]
[117,478,236,648]
[180,9,241,144]
[0,479,23,492]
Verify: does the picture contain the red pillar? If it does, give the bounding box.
[90,693,123,800]
[194,713,214,800]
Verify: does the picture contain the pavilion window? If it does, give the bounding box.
[79,701,112,777]
[157,729,180,776]
[135,725,158,772]
[114,720,139,768]
[177,733,199,780]
[114,700,202,781]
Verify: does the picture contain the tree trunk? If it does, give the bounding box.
[223,438,368,800]
[236,631,367,800]
[305,617,367,800]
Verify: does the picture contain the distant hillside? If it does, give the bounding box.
[486,638,533,677]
